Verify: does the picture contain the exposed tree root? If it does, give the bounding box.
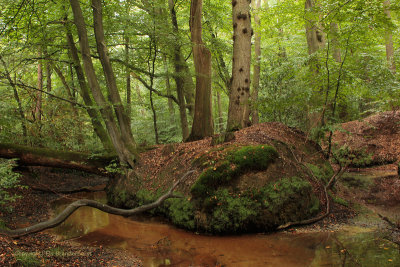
[0,171,194,238]
[277,147,347,230]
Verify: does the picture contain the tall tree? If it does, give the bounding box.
[187,0,214,141]
[226,0,252,132]
[384,0,396,73]
[305,0,325,73]
[69,0,136,167]
[250,0,262,125]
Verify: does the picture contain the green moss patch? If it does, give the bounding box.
[191,145,279,198]
[198,176,319,233]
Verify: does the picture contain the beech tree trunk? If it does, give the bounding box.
[125,35,132,129]
[92,0,136,154]
[250,0,262,125]
[305,0,325,73]
[384,0,396,73]
[65,24,114,152]
[35,49,43,121]
[226,0,252,132]
[70,0,135,167]
[187,0,214,141]
[168,0,190,140]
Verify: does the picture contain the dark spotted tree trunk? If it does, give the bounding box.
[226,0,252,133]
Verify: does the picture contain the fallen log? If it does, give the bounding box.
[0,143,116,175]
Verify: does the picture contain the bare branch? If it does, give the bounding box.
[0,170,194,238]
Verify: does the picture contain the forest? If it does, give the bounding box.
[0,0,399,266]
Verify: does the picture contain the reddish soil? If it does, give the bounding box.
[332,111,400,164]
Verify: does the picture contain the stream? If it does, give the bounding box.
[51,175,400,267]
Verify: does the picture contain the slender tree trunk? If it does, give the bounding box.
[125,35,132,129]
[250,0,262,125]
[331,22,342,63]
[70,0,135,167]
[168,0,191,140]
[0,57,27,139]
[35,49,43,121]
[187,0,213,141]
[305,0,325,74]
[226,0,252,132]
[217,91,224,132]
[163,54,175,120]
[384,0,396,73]
[65,25,114,152]
[45,51,52,93]
[52,64,79,116]
[92,0,136,154]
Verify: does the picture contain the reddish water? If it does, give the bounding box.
[52,190,400,267]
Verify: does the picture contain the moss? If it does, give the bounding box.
[166,195,195,230]
[197,177,319,233]
[329,192,349,207]
[306,162,334,185]
[14,250,41,267]
[191,145,279,198]
[229,145,279,171]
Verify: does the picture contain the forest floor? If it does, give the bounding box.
[1,112,400,266]
[0,168,142,266]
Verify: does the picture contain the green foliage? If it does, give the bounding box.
[0,159,24,210]
[14,251,41,267]
[306,162,334,185]
[334,146,373,167]
[329,192,349,207]
[191,145,279,198]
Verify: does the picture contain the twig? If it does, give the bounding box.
[0,170,194,238]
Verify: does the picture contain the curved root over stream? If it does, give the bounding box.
[0,171,194,238]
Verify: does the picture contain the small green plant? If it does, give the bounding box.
[0,159,24,210]
[306,162,334,184]
[329,192,349,207]
[14,251,41,267]
[104,160,124,174]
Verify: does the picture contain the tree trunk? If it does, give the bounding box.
[226,0,252,133]
[331,22,342,63]
[187,0,214,141]
[250,0,262,125]
[69,0,135,167]
[125,35,132,129]
[384,0,396,73]
[92,0,136,154]
[163,54,175,121]
[35,49,43,121]
[305,0,325,73]
[65,25,114,152]
[52,64,79,116]
[0,143,114,175]
[168,0,191,140]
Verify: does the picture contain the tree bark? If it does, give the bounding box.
[35,49,43,121]
[187,0,214,141]
[65,24,114,152]
[69,0,135,167]
[163,54,175,121]
[384,0,396,73]
[305,0,325,73]
[226,0,252,133]
[250,0,262,125]
[0,143,114,175]
[125,35,132,129]
[92,0,136,154]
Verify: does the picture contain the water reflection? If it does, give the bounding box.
[52,193,399,267]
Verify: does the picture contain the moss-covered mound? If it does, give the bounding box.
[106,123,332,234]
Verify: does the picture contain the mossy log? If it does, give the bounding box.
[0,143,116,175]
